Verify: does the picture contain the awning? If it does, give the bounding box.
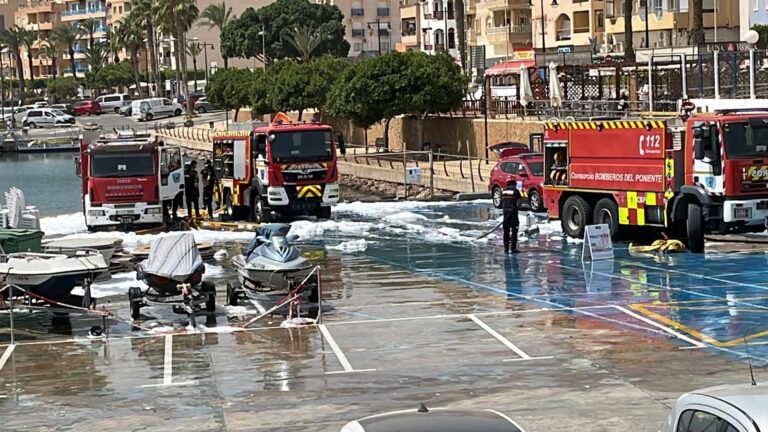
[484,59,535,77]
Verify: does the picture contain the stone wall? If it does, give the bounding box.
[235,109,544,158]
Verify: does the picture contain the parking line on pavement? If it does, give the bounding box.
[467,314,553,362]
[615,305,709,348]
[0,345,15,371]
[318,324,375,374]
[140,335,197,388]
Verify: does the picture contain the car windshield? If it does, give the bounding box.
[269,130,333,162]
[722,121,768,158]
[528,162,543,176]
[52,110,66,116]
[91,153,155,177]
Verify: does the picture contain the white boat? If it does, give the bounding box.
[15,139,79,153]
[42,236,121,263]
[0,250,108,302]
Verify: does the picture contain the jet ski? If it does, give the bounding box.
[232,224,313,292]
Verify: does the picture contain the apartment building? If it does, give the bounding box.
[603,0,740,54]
[466,0,532,65]
[330,0,400,58]
[528,0,604,63]
[14,0,65,79]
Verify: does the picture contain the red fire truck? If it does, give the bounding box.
[540,110,768,253]
[212,116,346,222]
[75,130,185,231]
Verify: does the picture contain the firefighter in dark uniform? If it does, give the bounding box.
[184,160,201,218]
[200,159,217,218]
[501,179,522,253]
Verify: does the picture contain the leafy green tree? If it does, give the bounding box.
[752,24,768,50]
[96,61,134,91]
[327,51,465,149]
[197,1,235,68]
[304,55,348,119]
[206,67,253,119]
[220,0,349,63]
[283,26,326,62]
[48,76,79,100]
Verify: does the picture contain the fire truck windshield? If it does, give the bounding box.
[91,153,155,178]
[722,121,768,158]
[270,130,332,162]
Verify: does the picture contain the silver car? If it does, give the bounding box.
[660,383,768,432]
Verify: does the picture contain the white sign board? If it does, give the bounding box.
[406,167,421,184]
[582,224,614,261]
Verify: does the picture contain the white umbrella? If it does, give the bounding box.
[519,65,533,107]
[548,62,564,108]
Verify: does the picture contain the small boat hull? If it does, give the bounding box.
[232,254,312,292]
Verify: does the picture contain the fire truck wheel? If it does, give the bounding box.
[562,195,594,239]
[687,203,705,253]
[594,198,619,239]
[316,206,332,220]
[250,194,272,223]
[492,186,503,208]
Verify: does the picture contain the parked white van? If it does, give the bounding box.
[131,98,183,122]
[96,93,132,113]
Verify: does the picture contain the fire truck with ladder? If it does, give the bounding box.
[540,108,768,253]
[75,129,185,231]
[211,114,346,222]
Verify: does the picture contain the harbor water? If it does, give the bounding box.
[0,152,81,216]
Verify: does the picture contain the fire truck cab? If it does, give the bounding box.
[540,110,768,253]
[75,129,185,231]
[212,117,345,222]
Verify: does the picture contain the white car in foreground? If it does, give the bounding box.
[341,405,526,432]
[660,383,768,432]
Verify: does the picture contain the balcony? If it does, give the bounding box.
[435,43,445,50]
[433,10,444,20]
[19,1,57,13]
[556,29,571,41]
[377,7,390,16]
[486,24,532,43]
[352,28,365,36]
[401,34,419,46]
[61,6,107,20]
[466,0,477,13]
[351,8,364,16]
[423,44,433,50]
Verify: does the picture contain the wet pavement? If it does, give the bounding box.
[1,200,768,431]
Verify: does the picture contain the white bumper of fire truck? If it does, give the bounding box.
[266,183,339,207]
[722,198,768,225]
[84,196,164,228]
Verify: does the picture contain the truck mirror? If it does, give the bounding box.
[693,138,705,160]
[74,156,81,177]
[337,133,346,155]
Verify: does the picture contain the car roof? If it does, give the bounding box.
[684,383,768,427]
[343,408,524,432]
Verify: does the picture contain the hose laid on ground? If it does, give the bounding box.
[628,239,686,254]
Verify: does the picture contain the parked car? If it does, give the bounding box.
[489,142,531,159]
[489,152,545,211]
[12,106,30,124]
[95,93,132,113]
[660,383,768,432]
[131,97,183,122]
[341,405,526,432]
[73,99,102,116]
[194,97,214,114]
[50,103,74,116]
[118,104,132,116]
[22,108,76,128]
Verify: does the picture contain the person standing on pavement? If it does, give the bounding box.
[200,159,217,219]
[502,179,522,253]
[184,160,201,218]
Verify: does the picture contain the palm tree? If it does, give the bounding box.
[623,0,635,63]
[105,27,121,64]
[16,27,36,89]
[186,41,202,91]
[0,27,26,92]
[52,24,81,79]
[131,0,161,96]
[156,0,199,114]
[83,41,108,94]
[283,26,324,62]
[115,16,145,97]
[691,0,704,44]
[40,31,59,81]
[197,1,233,68]
[78,17,100,49]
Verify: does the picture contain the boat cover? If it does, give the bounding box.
[140,233,203,282]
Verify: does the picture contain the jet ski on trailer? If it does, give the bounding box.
[128,233,216,327]
[228,224,319,316]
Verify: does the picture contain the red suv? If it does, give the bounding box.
[72,100,102,116]
[489,153,545,212]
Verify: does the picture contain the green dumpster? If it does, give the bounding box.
[0,229,44,254]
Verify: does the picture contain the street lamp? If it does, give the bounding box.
[258,29,267,67]
[191,37,214,84]
[528,0,558,59]
[367,19,392,55]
